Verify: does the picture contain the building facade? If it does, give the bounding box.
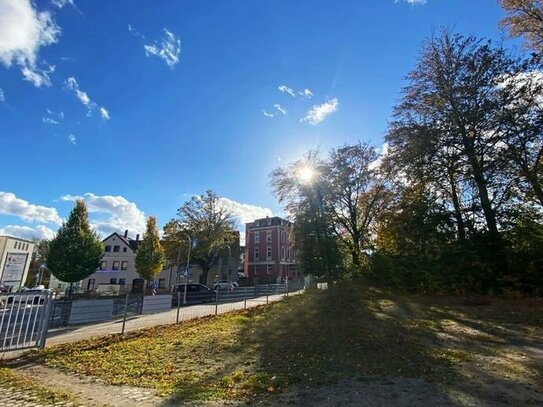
[0,236,35,292]
[50,231,175,294]
[244,216,299,284]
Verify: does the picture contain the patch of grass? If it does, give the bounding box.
[0,366,77,404]
[27,285,543,403]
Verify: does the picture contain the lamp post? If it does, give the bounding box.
[183,234,192,305]
[37,263,46,287]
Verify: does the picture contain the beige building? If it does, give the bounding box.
[50,231,175,294]
[0,235,35,292]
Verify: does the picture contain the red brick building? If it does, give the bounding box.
[244,216,300,284]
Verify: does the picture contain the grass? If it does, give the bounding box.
[19,284,543,403]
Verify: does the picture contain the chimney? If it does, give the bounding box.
[124,230,128,238]
[136,234,140,242]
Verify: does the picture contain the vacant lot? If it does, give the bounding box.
[7,284,543,405]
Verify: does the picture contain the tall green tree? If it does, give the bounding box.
[47,200,103,297]
[162,190,237,285]
[135,216,166,294]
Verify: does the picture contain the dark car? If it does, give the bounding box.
[171,283,216,306]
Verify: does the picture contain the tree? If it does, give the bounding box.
[499,0,543,53]
[47,200,103,297]
[328,142,389,269]
[135,216,166,294]
[162,190,237,285]
[24,239,50,288]
[270,150,345,280]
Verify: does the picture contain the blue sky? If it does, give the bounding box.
[0,0,514,242]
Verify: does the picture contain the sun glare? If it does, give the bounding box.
[297,166,316,184]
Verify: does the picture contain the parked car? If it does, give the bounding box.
[171,283,216,306]
[0,284,8,293]
[213,280,239,290]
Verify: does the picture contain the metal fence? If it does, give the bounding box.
[45,282,305,347]
[0,291,53,352]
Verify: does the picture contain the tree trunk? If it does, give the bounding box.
[448,170,466,241]
[462,136,499,235]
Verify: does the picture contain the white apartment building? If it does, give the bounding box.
[0,235,35,292]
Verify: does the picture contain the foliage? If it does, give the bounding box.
[47,200,102,284]
[162,190,237,284]
[135,216,166,288]
[24,239,50,288]
[499,0,543,53]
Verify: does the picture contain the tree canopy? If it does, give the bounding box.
[47,200,103,285]
[135,216,166,289]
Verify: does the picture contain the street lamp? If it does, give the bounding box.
[174,234,192,305]
[37,263,46,287]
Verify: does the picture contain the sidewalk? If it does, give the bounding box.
[46,291,298,346]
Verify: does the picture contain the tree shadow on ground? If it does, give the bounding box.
[161,284,543,406]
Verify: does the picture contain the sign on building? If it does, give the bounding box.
[1,252,29,285]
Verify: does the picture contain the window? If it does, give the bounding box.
[266,246,272,260]
[287,248,290,261]
[123,247,127,252]
[100,261,107,270]
[112,261,120,270]
[110,278,117,284]
[105,245,111,252]
[159,278,166,288]
[267,264,273,275]
[119,278,126,285]
[267,218,272,226]
[266,230,272,243]
[254,247,259,260]
[121,261,128,270]
[254,232,260,243]
[255,220,260,227]
[282,247,285,260]
[113,245,120,252]
[87,279,95,291]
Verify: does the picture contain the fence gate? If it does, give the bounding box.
[0,291,54,352]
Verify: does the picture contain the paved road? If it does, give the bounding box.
[46,290,301,346]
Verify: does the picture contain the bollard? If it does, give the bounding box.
[176,291,181,324]
[215,289,219,316]
[121,293,129,335]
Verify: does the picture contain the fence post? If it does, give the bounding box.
[121,293,129,335]
[215,289,219,316]
[243,288,247,309]
[266,284,269,305]
[286,280,289,297]
[176,291,181,324]
[38,292,54,348]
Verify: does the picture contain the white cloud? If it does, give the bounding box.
[99,106,110,120]
[68,133,76,144]
[0,192,62,225]
[368,142,389,171]
[278,85,296,97]
[0,0,60,87]
[274,104,287,115]
[262,109,274,118]
[51,0,75,9]
[298,88,313,99]
[60,193,146,237]
[42,117,59,125]
[301,98,339,125]
[144,29,181,68]
[0,224,56,241]
[218,197,274,246]
[0,88,4,102]
[65,76,110,119]
[395,0,427,4]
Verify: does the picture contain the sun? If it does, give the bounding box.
[297,166,316,184]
